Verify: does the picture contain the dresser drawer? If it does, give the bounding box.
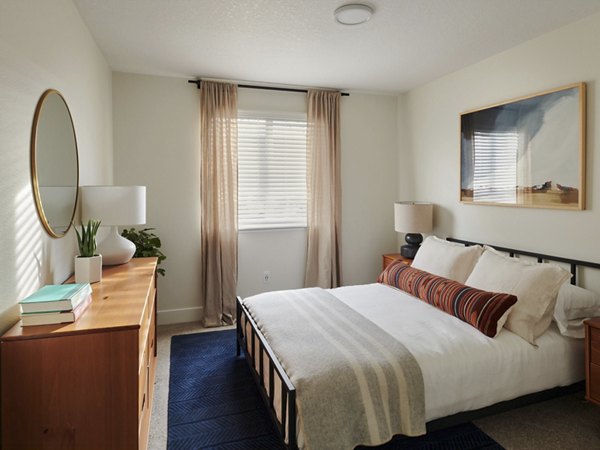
[149,310,156,358]
[591,327,600,365]
[138,289,154,361]
[591,363,600,402]
[148,286,156,321]
[138,320,154,450]
[139,342,149,420]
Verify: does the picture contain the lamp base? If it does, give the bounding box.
[400,233,423,259]
[98,226,136,265]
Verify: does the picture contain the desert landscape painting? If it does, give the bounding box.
[460,83,585,209]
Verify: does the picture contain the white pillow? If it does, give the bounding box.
[553,283,600,338]
[411,236,483,283]
[465,247,571,344]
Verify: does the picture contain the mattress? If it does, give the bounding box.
[330,283,584,422]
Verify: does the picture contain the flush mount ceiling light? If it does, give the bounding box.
[334,3,374,25]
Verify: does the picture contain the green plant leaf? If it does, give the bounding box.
[121,226,167,276]
[77,219,101,257]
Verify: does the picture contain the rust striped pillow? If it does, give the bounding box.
[377,260,517,337]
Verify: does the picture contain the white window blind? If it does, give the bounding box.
[473,130,518,203]
[237,111,307,230]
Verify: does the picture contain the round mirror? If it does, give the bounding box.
[31,89,79,238]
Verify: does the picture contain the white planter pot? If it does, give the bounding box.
[74,255,103,284]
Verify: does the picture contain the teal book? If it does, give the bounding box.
[20,295,93,326]
[19,284,92,313]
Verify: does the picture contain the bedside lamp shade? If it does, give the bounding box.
[394,201,433,259]
[80,186,146,265]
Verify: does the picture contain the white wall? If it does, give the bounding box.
[0,0,113,332]
[238,229,308,298]
[400,12,600,285]
[341,94,399,285]
[112,73,202,324]
[112,75,399,321]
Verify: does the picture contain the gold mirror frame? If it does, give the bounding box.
[31,89,80,238]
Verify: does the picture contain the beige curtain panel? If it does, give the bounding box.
[304,89,342,288]
[200,81,238,327]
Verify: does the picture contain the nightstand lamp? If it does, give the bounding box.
[394,201,433,259]
[81,185,146,265]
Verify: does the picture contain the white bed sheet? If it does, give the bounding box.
[330,283,584,422]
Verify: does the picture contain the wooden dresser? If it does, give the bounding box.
[1,258,158,450]
[585,317,600,406]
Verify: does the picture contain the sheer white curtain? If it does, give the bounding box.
[304,89,342,288]
[200,81,238,326]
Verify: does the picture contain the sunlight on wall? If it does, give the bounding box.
[46,228,77,284]
[14,184,43,300]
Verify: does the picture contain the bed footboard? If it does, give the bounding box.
[236,296,298,450]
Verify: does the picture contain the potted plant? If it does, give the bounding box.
[74,219,102,283]
[121,227,167,276]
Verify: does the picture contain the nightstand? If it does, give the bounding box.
[382,253,413,271]
[585,318,600,406]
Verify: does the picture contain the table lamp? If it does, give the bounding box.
[394,201,433,259]
[80,185,146,265]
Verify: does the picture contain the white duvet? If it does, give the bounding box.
[330,283,584,421]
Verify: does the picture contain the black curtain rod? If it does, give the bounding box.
[188,79,349,96]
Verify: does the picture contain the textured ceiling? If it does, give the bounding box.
[73,0,600,93]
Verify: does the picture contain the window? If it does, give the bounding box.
[237,111,307,230]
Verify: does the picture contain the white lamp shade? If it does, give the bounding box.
[394,202,433,233]
[81,185,146,226]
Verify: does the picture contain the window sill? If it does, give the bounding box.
[238,226,307,233]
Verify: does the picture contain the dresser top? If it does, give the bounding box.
[2,258,158,342]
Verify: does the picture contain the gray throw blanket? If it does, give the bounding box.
[243,288,425,450]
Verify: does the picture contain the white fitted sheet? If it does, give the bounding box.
[329,283,584,422]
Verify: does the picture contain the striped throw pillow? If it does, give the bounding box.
[377,260,517,338]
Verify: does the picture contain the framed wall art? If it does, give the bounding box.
[460,82,586,210]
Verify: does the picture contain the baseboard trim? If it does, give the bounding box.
[157,306,203,325]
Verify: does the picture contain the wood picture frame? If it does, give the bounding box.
[460,82,586,210]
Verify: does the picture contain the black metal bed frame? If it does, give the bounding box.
[236,296,297,449]
[446,237,600,285]
[236,237,600,449]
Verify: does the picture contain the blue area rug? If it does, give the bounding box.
[168,329,504,450]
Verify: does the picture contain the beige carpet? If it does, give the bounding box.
[474,393,600,449]
[149,322,600,450]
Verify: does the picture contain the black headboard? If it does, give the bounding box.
[446,237,600,285]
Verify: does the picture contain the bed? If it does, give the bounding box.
[235,238,600,450]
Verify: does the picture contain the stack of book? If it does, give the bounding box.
[19,283,93,326]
